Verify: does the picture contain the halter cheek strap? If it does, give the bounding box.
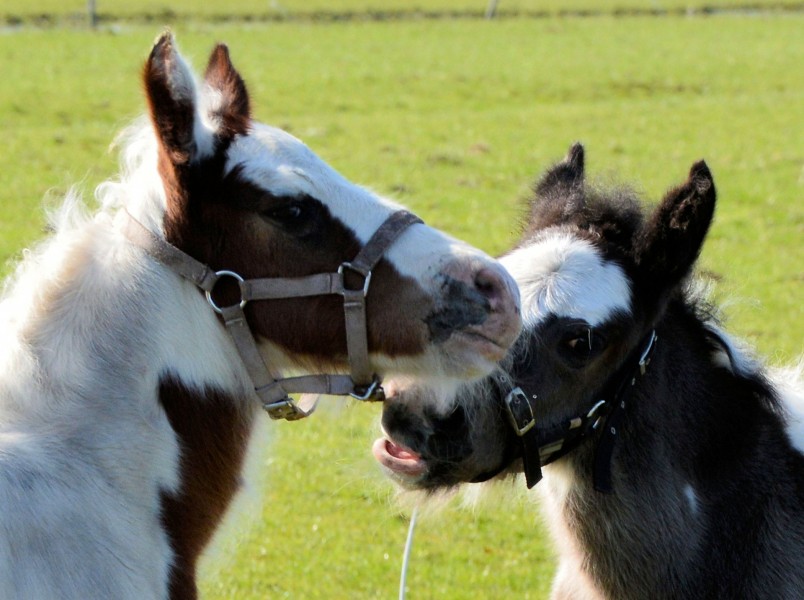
[117,208,422,420]
[502,330,658,492]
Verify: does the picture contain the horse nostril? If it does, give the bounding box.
[473,266,509,312]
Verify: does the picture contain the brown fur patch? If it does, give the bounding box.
[145,37,430,370]
[142,35,196,251]
[165,167,430,365]
[158,377,254,600]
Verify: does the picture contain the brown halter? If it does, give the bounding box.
[118,208,422,420]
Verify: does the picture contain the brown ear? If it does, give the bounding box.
[204,44,251,139]
[143,31,199,167]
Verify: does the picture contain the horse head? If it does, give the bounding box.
[130,32,521,392]
[374,143,716,491]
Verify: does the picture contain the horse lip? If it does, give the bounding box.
[454,327,511,361]
[372,436,427,478]
[459,327,504,348]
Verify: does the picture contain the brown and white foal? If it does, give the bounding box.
[0,34,520,600]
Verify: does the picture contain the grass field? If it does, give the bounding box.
[4,0,803,24]
[1,6,802,599]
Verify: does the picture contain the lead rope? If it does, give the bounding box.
[399,506,419,600]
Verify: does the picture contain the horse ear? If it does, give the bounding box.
[143,31,201,166]
[635,160,716,305]
[526,143,586,230]
[204,43,251,139]
[535,142,585,199]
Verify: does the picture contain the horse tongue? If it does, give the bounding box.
[385,439,421,461]
[372,437,426,477]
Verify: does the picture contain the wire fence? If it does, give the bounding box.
[4,0,802,27]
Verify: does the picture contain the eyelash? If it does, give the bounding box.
[560,324,607,365]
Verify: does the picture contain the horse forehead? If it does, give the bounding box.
[225,124,327,191]
[501,231,632,328]
[225,123,401,240]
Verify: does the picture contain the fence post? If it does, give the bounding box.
[88,0,98,28]
[485,0,499,19]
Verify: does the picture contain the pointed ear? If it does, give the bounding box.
[143,31,201,166]
[204,44,251,138]
[527,143,586,230]
[535,142,585,199]
[635,160,716,303]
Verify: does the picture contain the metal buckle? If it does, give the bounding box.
[206,270,247,314]
[338,262,372,297]
[263,396,308,421]
[350,377,385,401]
[638,330,658,375]
[586,399,608,430]
[504,387,536,436]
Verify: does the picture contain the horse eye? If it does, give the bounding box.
[262,202,304,224]
[559,325,605,366]
[566,335,589,351]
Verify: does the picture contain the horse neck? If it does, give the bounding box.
[0,212,260,590]
[3,211,250,412]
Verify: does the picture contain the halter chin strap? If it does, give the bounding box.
[503,330,658,492]
[117,208,422,420]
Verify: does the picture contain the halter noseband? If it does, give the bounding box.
[117,208,422,421]
[501,329,658,492]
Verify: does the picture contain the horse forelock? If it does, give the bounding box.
[501,230,632,331]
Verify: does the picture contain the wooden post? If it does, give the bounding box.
[88,0,98,28]
[485,0,499,19]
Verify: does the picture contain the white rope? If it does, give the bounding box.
[398,505,419,600]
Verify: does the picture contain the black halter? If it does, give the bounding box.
[499,330,658,492]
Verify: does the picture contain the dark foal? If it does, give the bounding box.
[375,144,804,599]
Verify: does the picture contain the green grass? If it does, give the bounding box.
[0,12,802,599]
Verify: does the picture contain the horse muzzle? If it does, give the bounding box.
[427,259,521,369]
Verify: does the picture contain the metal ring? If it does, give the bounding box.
[350,376,384,401]
[338,262,372,297]
[205,270,247,314]
[586,399,607,419]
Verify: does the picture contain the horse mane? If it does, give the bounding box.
[97,117,165,226]
[518,174,646,264]
[0,117,164,321]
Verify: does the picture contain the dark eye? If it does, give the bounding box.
[257,194,323,240]
[566,334,590,351]
[262,202,304,224]
[559,324,606,366]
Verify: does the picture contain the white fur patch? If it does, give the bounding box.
[771,363,804,456]
[704,323,762,377]
[501,231,631,328]
[224,124,495,287]
[0,212,253,599]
